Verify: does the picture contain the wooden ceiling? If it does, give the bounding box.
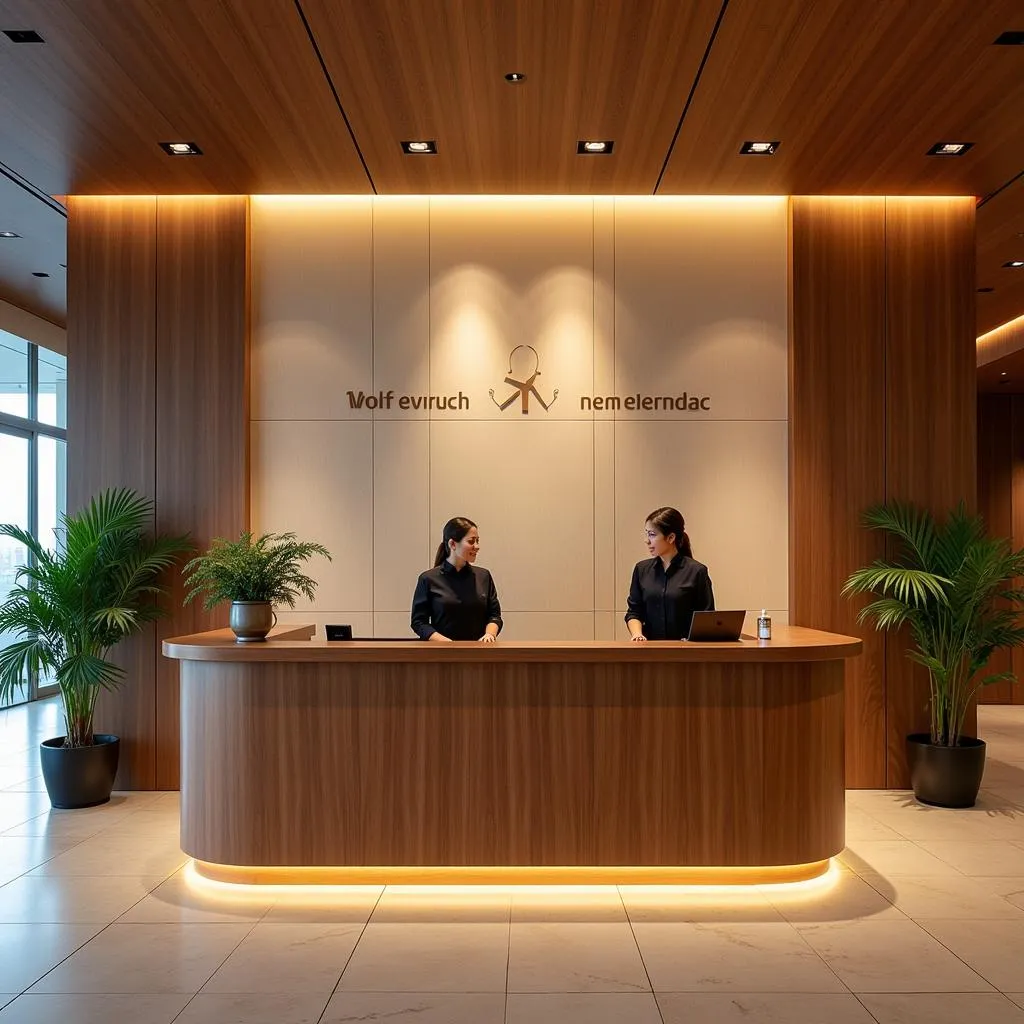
[0,0,1023,335]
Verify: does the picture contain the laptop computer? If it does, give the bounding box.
[686,609,745,642]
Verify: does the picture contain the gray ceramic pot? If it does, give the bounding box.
[229,600,276,642]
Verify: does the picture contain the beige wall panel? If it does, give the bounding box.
[274,609,374,641]
[373,420,431,609]
[595,611,623,641]
[594,419,616,611]
[614,420,788,617]
[612,198,788,422]
[498,612,595,642]
[250,197,372,421]
[372,198,431,418]
[427,198,595,421]
[251,419,372,611]
[429,419,595,612]
[373,611,417,639]
[593,198,616,399]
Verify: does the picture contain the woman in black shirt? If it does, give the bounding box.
[625,506,714,641]
[411,517,503,642]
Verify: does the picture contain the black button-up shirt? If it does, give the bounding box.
[411,561,503,641]
[625,553,715,640]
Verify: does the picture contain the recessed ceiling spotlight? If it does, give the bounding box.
[978,286,995,292]
[1002,371,1009,376]
[0,231,20,238]
[159,141,203,156]
[740,140,780,155]
[401,140,437,155]
[1003,260,1024,268]
[2,29,44,42]
[994,30,1024,45]
[58,263,67,270]
[504,72,526,83]
[32,271,49,278]
[926,142,973,156]
[577,140,614,154]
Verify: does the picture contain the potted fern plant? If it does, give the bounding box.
[181,531,331,642]
[843,501,1024,807]
[0,488,190,808]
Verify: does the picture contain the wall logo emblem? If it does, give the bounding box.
[490,345,559,415]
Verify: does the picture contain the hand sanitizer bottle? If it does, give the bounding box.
[757,609,772,640]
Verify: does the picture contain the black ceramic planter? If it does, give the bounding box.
[906,733,986,808]
[40,735,120,809]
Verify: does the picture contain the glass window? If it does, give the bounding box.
[0,431,30,708]
[38,436,67,553]
[38,348,67,428]
[0,331,29,419]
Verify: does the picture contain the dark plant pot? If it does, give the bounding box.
[906,733,986,808]
[40,735,120,809]
[229,600,275,642]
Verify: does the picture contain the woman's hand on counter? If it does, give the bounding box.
[479,633,497,644]
[428,632,453,642]
[630,633,647,643]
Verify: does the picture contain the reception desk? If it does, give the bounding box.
[163,625,861,885]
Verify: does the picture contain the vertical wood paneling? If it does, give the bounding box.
[789,197,886,788]
[1010,397,1024,705]
[977,395,1014,704]
[154,196,250,789]
[67,196,158,790]
[884,198,976,786]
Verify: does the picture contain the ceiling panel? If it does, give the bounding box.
[0,0,371,194]
[301,0,723,193]
[977,179,1024,335]
[0,176,66,324]
[658,0,1024,196]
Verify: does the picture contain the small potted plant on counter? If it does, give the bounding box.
[181,531,331,642]
[843,501,1024,807]
[0,488,190,808]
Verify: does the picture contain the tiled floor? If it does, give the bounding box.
[1,700,1024,1023]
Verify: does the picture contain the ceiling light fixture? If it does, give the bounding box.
[401,140,437,154]
[994,30,1024,45]
[577,140,614,154]
[1002,371,1009,376]
[31,271,49,278]
[740,141,780,155]
[1004,260,1024,268]
[159,141,203,156]
[2,29,44,42]
[0,231,20,238]
[504,72,526,83]
[926,142,973,156]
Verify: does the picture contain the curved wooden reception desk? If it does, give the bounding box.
[163,625,861,885]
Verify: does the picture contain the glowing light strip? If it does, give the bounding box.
[190,858,831,888]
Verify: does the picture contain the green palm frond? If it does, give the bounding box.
[0,487,190,747]
[845,500,1024,747]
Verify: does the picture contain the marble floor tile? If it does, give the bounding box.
[322,991,505,1023]
[263,885,382,924]
[0,923,102,991]
[1011,994,1024,1011]
[338,922,510,992]
[632,921,844,993]
[373,885,510,923]
[917,918,1024,991]
[914,841,1024,877]
[511,886,623,923]
[859,872,1024,920]
[119,870,273,924]
[838,841,963,877]
[618,884,783,923]
[844,811,904,842]
[795,919,992,992]
[0,873,165,923]
[763,869,904,924]
[507,921,650,992]
[175,991,332,1024]
[28,922,252,993]
[27,834,188,877]
[506,992,662,1024]
[859,993,1024,1023]
[0,993,191,1023]
[202,922,363,995]
[658,992,877,1023]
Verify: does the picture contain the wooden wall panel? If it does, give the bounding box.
[884,198,977,786]
[154,197,250,790]
[977,395,1014,704]
[789,197,886,789]
[1012,397,1024,705]
[66,196,157,789]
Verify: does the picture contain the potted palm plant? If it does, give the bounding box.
[0,488,190,808]
[181,531,331,641]
[843,501,1024,807]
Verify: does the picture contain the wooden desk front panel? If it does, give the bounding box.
[180,659,844,868]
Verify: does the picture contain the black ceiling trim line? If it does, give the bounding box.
[0,160,66,218]
[978,167,1024,208]
[653,0,732,195]
[293,0,378,195]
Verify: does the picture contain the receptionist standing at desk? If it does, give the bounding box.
[626,506,715,641]
[412,516,503,643]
